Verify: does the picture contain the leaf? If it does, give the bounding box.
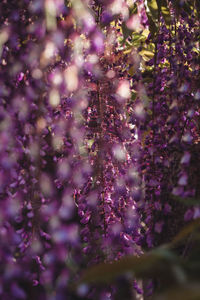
[139,49,154,58]
[123,48,132,55]
[172,195,200,206]
[195,0,200,19]
[139,49,154,61]
[171,218,200,247]
[154,283,200,300]
[182,2,193,15]
[147,0,171,27]
[128,3,137,15]
[147,0,159,22]
[121,22,133,42]
[131,91,137,101]
[146,12,158,37]
[160,0,171,26]
[171,0,193,17]
[65,0,71,7]
[132,32,145,42]
[79,248,179,284]
[128,66,136,76]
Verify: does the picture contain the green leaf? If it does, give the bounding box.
[171,0,193,17]
[172,195,200,206]
[121,22,133,42]
[154,283,200,300]
[171,218,200,247]
[132,32,146,42]
[128,3,137,15]
[131,91,137,101]
[146,12,158,37]
[182,2,193,14]
[148,0,171,27]
[79,248,179,284]
[160,0,171,26]
[139,49,154,61]
[65,0,71,7]
[139,49,154,58]
[147,0,159,22]
[128,66,135,76]
[195,0,200,19]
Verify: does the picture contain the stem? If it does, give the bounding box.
[97,80,107,237]
[152,6,161,165]
[95,4,107,237]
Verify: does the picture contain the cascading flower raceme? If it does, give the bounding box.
[0,0,199,299]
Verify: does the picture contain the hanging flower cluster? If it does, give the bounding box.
[0,0,199,299]
[138,0,200,249]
